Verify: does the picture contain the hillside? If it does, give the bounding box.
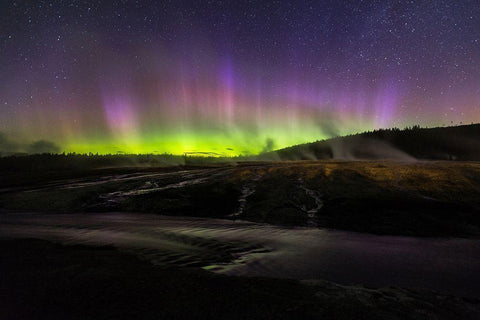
[265,124,480,161]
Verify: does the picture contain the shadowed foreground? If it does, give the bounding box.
[1,238,479,320]
[2,160,480,237]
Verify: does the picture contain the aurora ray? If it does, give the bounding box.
[1,1,479,155]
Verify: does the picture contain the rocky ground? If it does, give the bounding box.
[1,160,480,237]
[2,160,480,319]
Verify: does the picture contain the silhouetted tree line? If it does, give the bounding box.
[0,153,246,172]
[270,123,480,160]
[1,124,480,172]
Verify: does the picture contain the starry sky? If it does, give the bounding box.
[1,0,479,155]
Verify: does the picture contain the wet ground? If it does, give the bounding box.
[2,161,480,318]
[2,161,480,236]
[2,212,479,298]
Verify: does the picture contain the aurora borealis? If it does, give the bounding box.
[1,1,480,155]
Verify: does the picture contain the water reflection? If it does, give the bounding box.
[1,212,479,298]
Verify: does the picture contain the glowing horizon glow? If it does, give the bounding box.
[1,1,479,155]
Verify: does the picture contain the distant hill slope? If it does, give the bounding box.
[263,124,480,161]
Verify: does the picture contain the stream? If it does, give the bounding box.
[1,212,479,298]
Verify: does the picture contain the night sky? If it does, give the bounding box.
[1,0,479,155]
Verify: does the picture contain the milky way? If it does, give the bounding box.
[1,1,479,155]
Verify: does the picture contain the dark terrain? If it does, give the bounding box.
[1,160,480,237]
[2,124,480,319]
[269,124,480,161]
[1,238,479,320]
[1,162,480,319]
